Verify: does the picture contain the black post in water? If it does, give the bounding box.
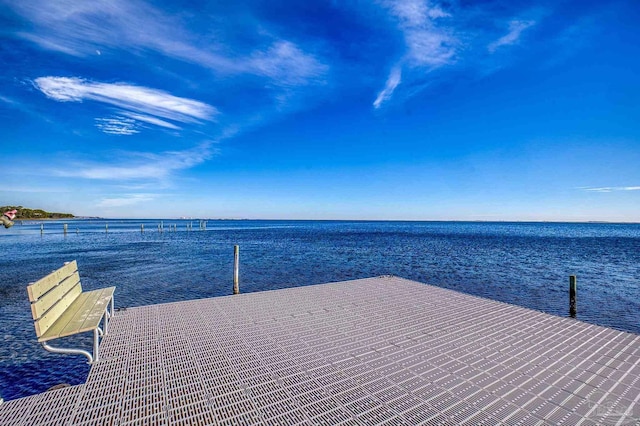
[569,275,577,318]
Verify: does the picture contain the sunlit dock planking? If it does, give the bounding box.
[1,276,639,425]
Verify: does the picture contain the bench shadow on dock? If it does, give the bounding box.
[1,276,639,425]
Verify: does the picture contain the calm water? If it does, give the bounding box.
[1,220,639,401]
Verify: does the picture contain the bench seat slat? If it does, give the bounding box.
[74,287,115,334]
[38,290,101,341]
[38,287,116,342]
[31,272,81,320]
[33,284,83,337]
[27,261,78,302]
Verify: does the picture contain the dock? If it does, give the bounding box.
[1,276,639,425]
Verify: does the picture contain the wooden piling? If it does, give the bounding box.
[233,245,240,295]
[569,275,577,318]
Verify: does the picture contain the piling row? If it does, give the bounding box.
[40,221,211,235]
[35,223,589,317]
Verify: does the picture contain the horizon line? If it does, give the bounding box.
[18,218,640,225]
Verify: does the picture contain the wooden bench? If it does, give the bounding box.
[27,260,115,364]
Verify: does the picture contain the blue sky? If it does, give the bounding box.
[0,0,638,221]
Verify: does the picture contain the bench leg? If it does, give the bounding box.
[41,341,94,364]
[93,328,100,363]
[102,296,114,337]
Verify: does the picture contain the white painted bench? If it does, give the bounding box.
[27,261,115,364]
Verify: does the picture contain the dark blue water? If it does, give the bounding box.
[1,220,639,401]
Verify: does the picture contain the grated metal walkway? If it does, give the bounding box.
[1,276,639,425]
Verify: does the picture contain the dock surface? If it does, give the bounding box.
[1,276,639,425]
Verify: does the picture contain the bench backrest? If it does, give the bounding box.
[27,261,83,337]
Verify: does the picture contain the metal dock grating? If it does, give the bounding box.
[1,276,639,425]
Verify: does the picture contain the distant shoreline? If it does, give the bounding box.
[17,217,98,222]
[14,218,640,224]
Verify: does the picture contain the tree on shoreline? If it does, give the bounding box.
[0,206,74,219]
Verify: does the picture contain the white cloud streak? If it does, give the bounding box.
[121,112,181,130]
[384,0,450,27]
[0,185,72,193]
[374,0,455,108]
[0,95,18,105]
[97,194,157,208]
[8,0,326,88]
[35,77,217,122]
[405,30,456,68]
[95,117,139,135]
[34,77,217,134]
[53,142,215,181]
[250,41,328,87]
[372,2,544,108]
[374,67,402,109]
[488,20,536,53]
[9,0,239,68]
[384,0,455,68]
[582,186,640,193]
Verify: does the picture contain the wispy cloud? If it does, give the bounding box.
[53,142,215,181]
[97,193,158,208]
[374,67,402,109]
[0,95,18,105]
[34,77,216,121]
[8,0,326,89]
[582,186,640,193]
[383,0,450,27]
[488,20,536,53]
[383,0,455,68]
[249,41,328,87]
[9,0,240,67]
[34,77,217,134]
[373,0,456,108]
[0,185,72,193]
[371,1,546,108]
[404,30,456,68]
[95,117,139,135]
[121,113,181,130]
